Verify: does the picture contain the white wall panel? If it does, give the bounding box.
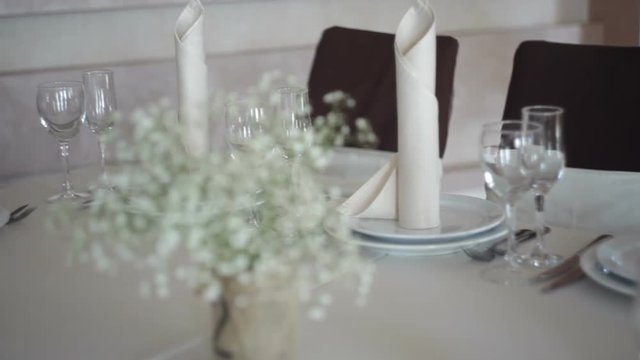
[0,0,588,73]
[0,0,601,181]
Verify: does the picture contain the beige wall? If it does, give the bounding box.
[0,0,613,180]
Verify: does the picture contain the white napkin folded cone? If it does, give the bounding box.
[339,0,441,229]
[175,0,209,156]
[339,155,398,219]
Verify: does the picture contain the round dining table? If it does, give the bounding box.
[0,147,638,360]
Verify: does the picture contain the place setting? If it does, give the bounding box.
[319,3,512,258]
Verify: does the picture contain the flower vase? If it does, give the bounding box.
[211,278,300,360]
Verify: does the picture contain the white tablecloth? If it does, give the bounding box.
[0,148,637,360]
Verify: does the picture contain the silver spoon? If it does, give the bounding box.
[463,229,536,262]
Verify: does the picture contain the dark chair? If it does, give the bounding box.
[503,40,640,172]
[307,26,459,157]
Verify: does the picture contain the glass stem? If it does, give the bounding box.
[98,140,108,184]
[532,193,547,256]
[504,201,520,267]
[59,141,73,193]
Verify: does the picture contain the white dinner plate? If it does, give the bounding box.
[580,245,635,296]
[325,215,508,256]
[596,235,640,282]
[347,194,504,242]
[0,207,9,229]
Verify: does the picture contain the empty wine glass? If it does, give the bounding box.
[83,70,117,189]
[521,105,565,268]
[37,81,91,203]
[274,87,312,161]
[224,98,267,158]
[480,120,543,285]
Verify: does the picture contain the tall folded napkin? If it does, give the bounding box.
[339,0,441,229]
[175,0,209,156]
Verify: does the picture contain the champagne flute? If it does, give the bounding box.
[36,81,91,203]
[480,120,543,285]
[224,98,267,158]
[522,105,565,268]
[274,87,312,161]
[83,70,117,189]
[224,98,268,226]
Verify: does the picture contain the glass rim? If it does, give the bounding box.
[38,81,83,89]
[521,105,564,115]
[83,69,114,77]
[224,97,267,109]
[276,86,308,95]
[482,120,542,133]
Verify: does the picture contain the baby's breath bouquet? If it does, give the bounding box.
[56,71,376,320]
[54,72,378,360]
[314,90,378,149]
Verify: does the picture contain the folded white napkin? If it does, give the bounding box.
[339,0,441,229]
[175,0,209,156]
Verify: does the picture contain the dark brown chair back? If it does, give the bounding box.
[503,40,640,172]
[308,26,459,157]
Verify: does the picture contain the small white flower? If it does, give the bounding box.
[319,293,333,306]
[308,306,326,321]
[202,281,222,302]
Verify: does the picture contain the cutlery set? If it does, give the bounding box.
[463,229,535,262]
[531,234,612,292]
[6,204,36,226]
[465,230,614,292]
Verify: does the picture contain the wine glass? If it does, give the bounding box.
[274,87,312,161]
[37,81,91,203]
[224,98,267,158]
[224,98,269,225]
[521,105,565,268]
[83,70,117,189]
[480,120,543,285]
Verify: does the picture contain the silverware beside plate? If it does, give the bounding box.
[532,234,612,293]
[463,228,538,262]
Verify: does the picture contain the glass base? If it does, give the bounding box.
[518,253,563,269]
[480,256,536,286]
[47,190,91,203]
[89,183,117,193]
[480,264,531,286]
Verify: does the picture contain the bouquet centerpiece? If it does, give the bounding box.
[53,73,377,360]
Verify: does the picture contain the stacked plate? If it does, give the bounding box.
[327,194,507,256]
[580,235,638,296]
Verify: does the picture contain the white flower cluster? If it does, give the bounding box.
[55,77,375,320]
[314,90,378,149]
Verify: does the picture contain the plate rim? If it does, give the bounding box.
[325,215,508,256]
[580,245,634,296]
[348,194,504,242]
[595,235,639,281]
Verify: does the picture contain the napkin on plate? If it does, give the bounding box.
[175,0,209,156]
[338,0,441,229]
